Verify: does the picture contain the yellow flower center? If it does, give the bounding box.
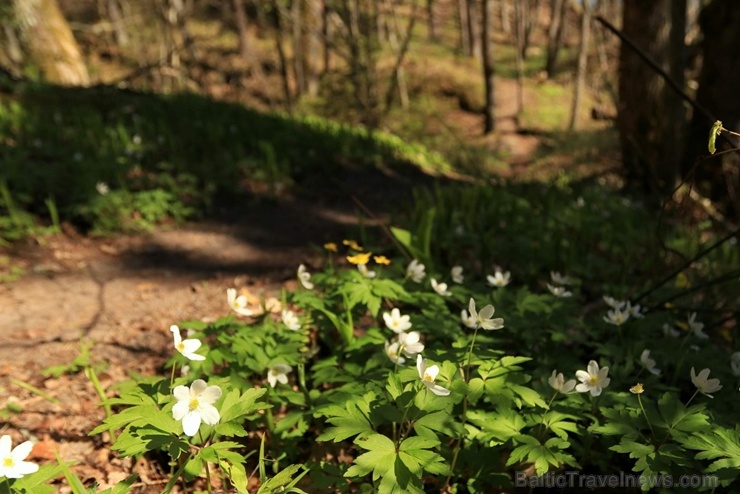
[188,398,200,411]
[423,372,434,383]
[588,376,599,386]
[3,457,14,467]
[177,342,186,351]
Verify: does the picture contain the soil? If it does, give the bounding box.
[0,73,552,491]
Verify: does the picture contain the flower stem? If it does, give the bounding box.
[636,394,655,438]
[685,389,700,408]
[170,361,177,390]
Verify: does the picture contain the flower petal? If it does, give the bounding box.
[182,411,202,436]
[190,379,208,396]
[172,401,189,421]
[11,441,34,461]
[0,435,11,456]
[199,385,222,405]
[173,385,190,402]
[199,404,220,426]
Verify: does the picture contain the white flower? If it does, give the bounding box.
[626,302,645,319]
[416,355,450,396]
[385,341,405,365]
[383,308,412,333]
[603,308,630,326]
[467,298,504,330]
[547,284,572,298]
[548,370,576,394]
[297,264,314,290]
[172,379,222,436]
[357,263,376,278]
[0,435,38,479]
[227,288,253,317]
[575,360,611,396]
[406,259,426,283]
[398,331,424,357]
[170,325,206,361]
[486,270,511,288]
[460,309,477,329]
[690,367,722,398]
[282,310,301,331]
[603,296,626,310]
[731,352,740,377]
[639,349,661,376]
[550,272,571,285]
[95,181,109,195]
[267,364,292,388]
[662,323,680,338]
[431,279,451,296]
[451,266,464,284]
[687,312,708,339]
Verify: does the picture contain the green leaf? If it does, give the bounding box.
[219,387,269,423]
[708,120,722,154]
[346,433,396,480]
[316,400,374,443]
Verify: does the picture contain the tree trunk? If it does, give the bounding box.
[568,0,592,130]
[500,0,511,35]
[322,1,332,73]
[12,0,90,86]
[271,0,293,110]
[107,0,129,47]
[545,0,566,78]
[467,0,482,61]
[292,0,305,96]
[305,0,322,96]
[458,0,470,55]
[617,0,671,193]
[482,0,495,134]
[427,0,437,41]
[683,0,740,212]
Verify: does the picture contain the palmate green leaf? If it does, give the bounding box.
[346,433,396,480]
[656,392,709,434]
[590,407,640,437]
[258,464,309,494]
[468,409,525,444]
[398,436,448,476]
[219,387,269,423]
[682,426,740,484]
[100,474,139,494]
[541,411,581,440]
[316,400,374,442]
[414,410,464,439]
[509,384,547,409]
[610,438,655,460]
[507,435,577,475]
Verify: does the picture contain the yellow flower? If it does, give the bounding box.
[343,239,363,251]
[629,383,644,394]
[324,242,338,252]
[347,252,372,265]
[374,255,391,265]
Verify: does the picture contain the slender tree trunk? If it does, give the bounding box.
[467,0,482,61]
[458,0,470,55]
[3,25,24,65]
[545,0,566,78]
[271,0,293,110]
[305,0,322,95]
[513,0,524,117]
[500,0,511,35]
[107,0,129,47]
[426,0,437,41]
[665,0,686,181]
[384,0,418,113]
[482,0,496,134]
[322,1,331,73]
[569,0,592,130]
[12,0,90,85]
[292,0,306,96]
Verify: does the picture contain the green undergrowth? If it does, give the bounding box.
[0,83,449,239]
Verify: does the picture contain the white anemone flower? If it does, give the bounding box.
[603,296,626,310]
[406,259,426,283]
[451,266,464,284]
[416,355,450,396]
[431,279,452,296]
[170,325,206,361]
[357,264,376,278]
[383,308,412,333]
[626,302,645,319]
[547,284,572,298]
[297,264,314,290]
[486,270,511,288]
[282,310,301,331]
[731,352,740,377]
[467,298,504,330]
[0,435,39,479]
[460,309,478,329]
[687,313,708,339]
[603,308,630,326]
[95,181,110,196]
[662,323,680,338]
[690,367,722,398]
[172,379,222,436]
[384,341,405,365]
[398,331,425,357]
[227,288,253,317]
[550,272,571,285]
[267,364,292,388]
[575,360,611,396]
[639,349,661,376]
[548,370,576,394]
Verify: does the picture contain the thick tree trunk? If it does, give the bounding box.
[12,0,90,86]
[569,1,592,130]
[292,0,305,96]
[482,0,495,133]
[617,0,671,193]
[683,0,740,212]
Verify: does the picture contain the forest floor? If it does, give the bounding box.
[0,70,598,491]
